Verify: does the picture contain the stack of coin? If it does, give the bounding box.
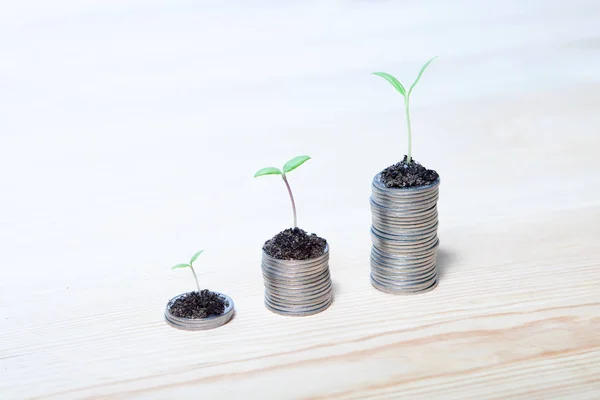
[370,174,440,294]
[164,292,234,331]
[261,246,333,316]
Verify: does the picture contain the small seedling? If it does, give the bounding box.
[171,250,204,293]
[373,56,437,164]
[254,155,311,228]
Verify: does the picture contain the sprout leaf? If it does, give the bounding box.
[408,56,438,95]
[372,72,406,96]
[254,167,282,178]
[171,263,190,270]
[283,155,311,173]
[189,250,204,265]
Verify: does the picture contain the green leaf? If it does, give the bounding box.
[171,263,189,270]
[408,56,438,95]
[372,72,406,96]
[189,250,204,265]
[254,167,282,178]
[283,155,311,173]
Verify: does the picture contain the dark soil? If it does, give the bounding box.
[169,290,228,319]
[380,156,439,188]
[263,227,327,260]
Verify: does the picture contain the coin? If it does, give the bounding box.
[164,292,234,331]
[370,174,441,295]
[261,245,333,316]
[265,296,333,317]
[371,275,438,295]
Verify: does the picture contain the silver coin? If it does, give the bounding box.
[371,211,438,227]
[265,281,332,299]
[373,241,438,258]
[371,275,438,295]
[265,295,332,314]
[262,255,329,266]
[262,267,329,280]
[372,195,439,210]
[266,293,332,308]
[264,282,332,299]
[266,289,332,307]
[369,173,441,295]
[164,292,234,331]
[263,277,331,291]
[372,246,437,262]
[372,188,439,201]
[371,241,438,257]
[262,263,329,275]
[371,247,437,264]
[372,269,437,286]
[261,246,333,317]
[370,199,438,214]
[371,259,437,276]
[263,272,330,286]
[371,210,435,222]
[371,220,438,235]
[265,296,331,311]
[371,253,437,269]
[264,275,332,294]
[372,215,438,231]
[371,227,438,245]
[371,261,437,276]
[372,201,438,215]
[372,191,439,205]
[266,281,333,300]
[370,236,438,250]
[371,267,437,286]
[265,298,333,317]
[371,261,437,275]
[262,267,330,285]
[372,272,437,289]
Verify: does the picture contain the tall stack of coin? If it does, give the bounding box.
[261,246,333,316]
[370,174,440,294]
[164,292,235,331]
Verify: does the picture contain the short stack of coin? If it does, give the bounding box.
[369,174,440,294]
[261,246,333,316]
[164,292,235,331]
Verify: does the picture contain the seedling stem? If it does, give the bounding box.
[372,57,437,164]
[171,250,204,293]
[282,173,298,228]
[189,264,200,293]
[404,96,412,163]
[254,155,311,228]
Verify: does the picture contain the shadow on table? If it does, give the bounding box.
[331,280,340,300]
[437,247,457,280]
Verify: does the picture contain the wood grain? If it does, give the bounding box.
[1,1,599,399]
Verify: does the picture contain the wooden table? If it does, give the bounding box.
[1,1,599,398]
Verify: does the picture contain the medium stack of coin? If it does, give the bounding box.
[261,246,333,316]
[369,174,440,294]
[164,292,234,331]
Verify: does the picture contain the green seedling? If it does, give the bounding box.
[254,155,311,228]
[171,250,204,292]
[373,56,437,164]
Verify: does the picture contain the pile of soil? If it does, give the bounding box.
[263,227,327,260]
[169,290,228,319]
[380,156,439,188]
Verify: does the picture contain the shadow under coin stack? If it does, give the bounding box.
[369,174,440,294]
[261,246,333,316]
